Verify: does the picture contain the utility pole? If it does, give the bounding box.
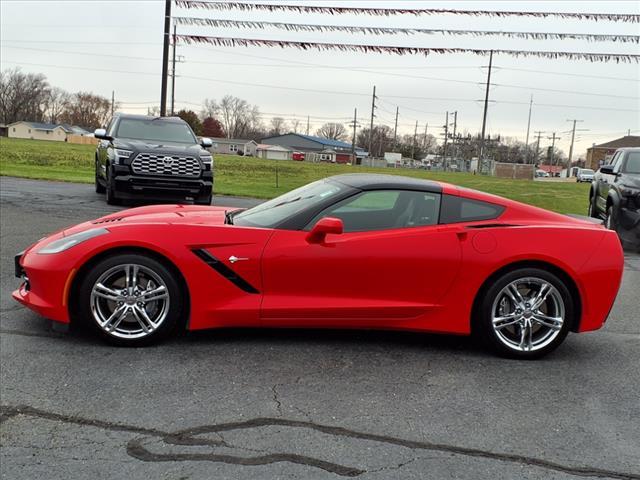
[368,85,377,157]
[422,123,428,149]
[170,24,177,116]
[566,119,584,170]
[111,90,115,117]
[306,115,310,135]
[534,131,544,165]
[443,111,449,170]
[393,106,399,151]
[411,120,418,160]
[478,50,493,173]
[160,0,172,116]
[451,111,457,165]
[547,132,561,166]
[525,95,533,163]
[350,108,359,165]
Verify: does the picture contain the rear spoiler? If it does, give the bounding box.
[565,214,604,225]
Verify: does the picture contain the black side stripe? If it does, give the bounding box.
[192,249,259,294]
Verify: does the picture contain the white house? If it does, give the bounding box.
[7,121,71,141]
[256,144,292,160]
[210,138,258,156]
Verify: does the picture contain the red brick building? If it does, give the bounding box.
[586,136,640,170]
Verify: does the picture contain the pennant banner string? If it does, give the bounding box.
[175,35,640,63]
[173,17,640,43]
[173,1,640,23]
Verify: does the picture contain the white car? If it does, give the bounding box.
[535,169,550,178]
[577,169,595,183]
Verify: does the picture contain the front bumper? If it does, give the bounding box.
[111,165,213,202]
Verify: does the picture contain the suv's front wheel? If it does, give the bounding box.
[95,161,106,194]
[105,169,121,206]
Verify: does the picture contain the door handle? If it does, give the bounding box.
[229,255,249,263]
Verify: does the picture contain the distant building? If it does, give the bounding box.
[210,138,258,156]
[586,136,640,170]
[261,133,366,164]
[256,144,292,161]
[7,121,72,141]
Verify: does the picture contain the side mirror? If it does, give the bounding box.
[201,137,213,148]
[599,165,614,175]
[94,128,111,140]
[306,217,343,244]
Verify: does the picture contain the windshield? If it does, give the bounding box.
[115,118,197,144]
[581,169,594,174]
[233,179,348,228]
[624,152,640,174]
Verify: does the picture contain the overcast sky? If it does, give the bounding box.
[1,0,639,157]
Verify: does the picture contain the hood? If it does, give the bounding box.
[114,138,207,156]
[63,205,234,236]
[621,175,640,190]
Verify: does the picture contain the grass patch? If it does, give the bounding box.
[0,136,590,214]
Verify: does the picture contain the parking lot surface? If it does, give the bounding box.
[1,177,639,480]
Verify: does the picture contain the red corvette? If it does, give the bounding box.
[14,174,623,358]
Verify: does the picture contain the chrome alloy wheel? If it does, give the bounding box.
[490,277,565,353]
[90,264,170,339]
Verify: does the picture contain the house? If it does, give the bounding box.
[536,165,564,177]
[256,144,292,161]
[586,136,640,170]
[261,133,366,164]
[7,121,72,141]
[210,138,258,156]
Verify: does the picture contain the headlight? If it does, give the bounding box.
[200,155,213,164]
[38,228,109,254]
[116,149,133,158]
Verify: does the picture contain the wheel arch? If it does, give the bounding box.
[470,260,582,334]
[68,246,191,329]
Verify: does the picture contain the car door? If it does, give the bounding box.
[259,190,462,328]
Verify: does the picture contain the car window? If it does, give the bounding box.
[622,152,640,174]
[609,152,623,173]
[307,190,441,232]
[439,195,505,224]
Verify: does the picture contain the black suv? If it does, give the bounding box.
[94,114,213,205]
[589,147,640,248]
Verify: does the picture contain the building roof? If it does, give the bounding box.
[537,165,564,173]
[589,136,640,150]
[9,121,70,132]
[263,133,365,151]
[256,144,292,151]
[211,137,256,145]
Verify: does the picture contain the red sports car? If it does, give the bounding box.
[13,174,623,358]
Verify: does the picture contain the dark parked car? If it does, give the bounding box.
[94,114,213,205]
[589,147,640,249]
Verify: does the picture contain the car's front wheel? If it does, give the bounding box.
[76,253,184,346]
[95,162,106,194]
[605,205,618,232]
[105,169,121,206]
[588,194,598,219]
[477,268,573,359]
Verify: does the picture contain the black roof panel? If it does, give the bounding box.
[328,173,441,193]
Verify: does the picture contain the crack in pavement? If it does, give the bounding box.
[1,405,638,479]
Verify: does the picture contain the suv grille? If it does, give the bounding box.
[131,153,201,177]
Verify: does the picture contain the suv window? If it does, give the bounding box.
[622,152,640,174]
[439,195,505,224]
[115,118,197,144]
[609,152,623,173]
[307,190,441,232]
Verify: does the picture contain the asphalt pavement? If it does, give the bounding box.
[1,176,639,480]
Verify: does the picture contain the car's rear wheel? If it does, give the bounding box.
[76,254,183,346]
[478,268,573,359]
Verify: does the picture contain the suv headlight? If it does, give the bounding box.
[200,155,213,170]
[115,149,133,164]
[38,228,109,254]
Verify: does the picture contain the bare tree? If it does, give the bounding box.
[269,117,287,136]
[45,87,70,124]
[316,122,347,141]
[147,106,161,117]
[60,92,111,129]
[291,119,301,133]
[218,95,261,138]
[200,98,218,120]
[0,68,50,124]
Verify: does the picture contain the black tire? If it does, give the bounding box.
[195,194,212,206]
[95,163,106,194]
[476,268,574,359]
[588,193,599,219]
[75,253,184,347]
[105,169,121,206]
[605,205,618,232]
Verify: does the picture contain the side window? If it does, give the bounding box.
[106,118,117,136]
[622,151,640,174]
[307,190,441,232]
[608,152,620,169]
[229,144,238,152]
[613,152,625,173]
[439,195,505,224]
